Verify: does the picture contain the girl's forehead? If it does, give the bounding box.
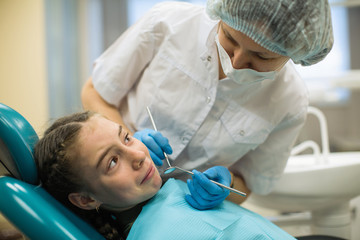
[82,115,114,134]
[77,116,118,158]
[72,117,110,174]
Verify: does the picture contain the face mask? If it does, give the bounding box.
[215,34,277,84]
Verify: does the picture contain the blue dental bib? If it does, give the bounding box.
[127,178,295,240]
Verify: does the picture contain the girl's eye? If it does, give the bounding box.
[108,156,118,171]
[124,133,131,144]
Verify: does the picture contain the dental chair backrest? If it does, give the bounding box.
[0,103,38,183]
[0,103,104,240]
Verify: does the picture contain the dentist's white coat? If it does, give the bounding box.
[92,2,308,195]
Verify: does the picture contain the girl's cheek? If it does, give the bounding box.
[141,144,151,156]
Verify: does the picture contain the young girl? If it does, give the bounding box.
[34,111,296,239]
[35,111,160,239]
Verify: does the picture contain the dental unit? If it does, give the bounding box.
[249,106,360,239]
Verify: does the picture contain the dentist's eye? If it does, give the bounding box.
[222,29,237,46]
[255,53,275,61]
[256,54,270,61]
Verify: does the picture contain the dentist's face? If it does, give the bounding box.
[75,115,162,211]
[218,21,289,72]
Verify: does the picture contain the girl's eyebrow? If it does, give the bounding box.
[96,125,122,169]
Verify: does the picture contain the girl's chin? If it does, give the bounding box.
[153,172,163,189]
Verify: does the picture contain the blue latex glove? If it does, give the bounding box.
[185,166,231,210]
[133,129,172,166]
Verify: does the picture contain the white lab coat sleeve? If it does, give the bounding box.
[229,107,308,195]
[92,6,162,107]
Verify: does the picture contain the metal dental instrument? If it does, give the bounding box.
[146,106,175,173]
[164,166,247,197]
[146,106,246,197]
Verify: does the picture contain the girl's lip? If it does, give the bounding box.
[141,164,155,184]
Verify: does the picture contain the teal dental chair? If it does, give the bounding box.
[0,103,104,240]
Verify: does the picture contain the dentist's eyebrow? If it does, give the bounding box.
[96,125,122,169]
[221,22,274,57]
[221,23,237,44]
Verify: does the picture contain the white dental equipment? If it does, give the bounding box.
[146,106,247,197]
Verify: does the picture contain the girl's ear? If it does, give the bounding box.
[68,192,100,210]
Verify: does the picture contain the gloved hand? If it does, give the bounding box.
[133,129,172,166]
[185,166,231,210]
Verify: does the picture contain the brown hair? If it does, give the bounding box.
[34,111,123,240]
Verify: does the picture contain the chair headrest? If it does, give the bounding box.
[0,103,39,184]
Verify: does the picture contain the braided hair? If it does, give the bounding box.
[34,111,124,240]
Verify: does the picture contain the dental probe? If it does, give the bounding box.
[165,166,247,197]
[146,106,174,172]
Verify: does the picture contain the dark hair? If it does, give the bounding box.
[34,111,123,240]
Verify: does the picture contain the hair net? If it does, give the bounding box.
[206,0,334,66]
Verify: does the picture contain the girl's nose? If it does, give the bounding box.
[231,48,251,69]
[128,148,146,170]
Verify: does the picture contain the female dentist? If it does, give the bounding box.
[81,0,333,209]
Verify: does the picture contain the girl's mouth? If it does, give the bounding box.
[141,164,155,184]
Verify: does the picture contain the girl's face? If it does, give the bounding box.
[218,22,289,72]
[72,115,162,211]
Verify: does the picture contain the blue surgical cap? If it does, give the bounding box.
[206,0,334,66]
